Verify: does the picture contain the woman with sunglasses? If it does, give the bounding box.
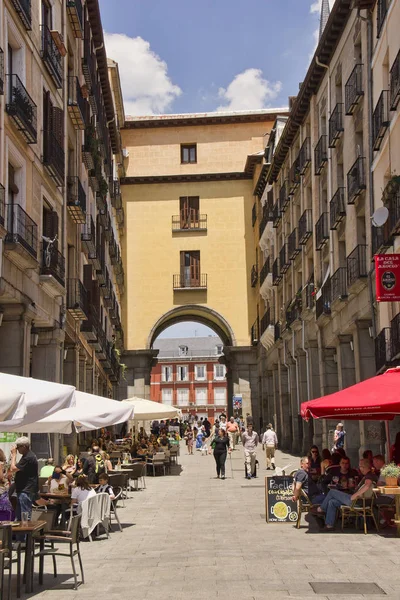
[308,446,321,481]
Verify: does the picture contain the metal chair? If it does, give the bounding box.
[296,489,314,529]
[340,491,379,534]
[35,514,84,590]
[109,486,123,532]
[0,523,21,600]
[151,453,166,476]
[126,462,146,490]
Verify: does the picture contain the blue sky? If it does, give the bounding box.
[99,0,331,116]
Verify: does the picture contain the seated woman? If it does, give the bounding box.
[73,458,87,479]
[71,475,96,511]
[62,454,76,477]
[308,446,321,481]
[49,466,71,494]
[320,449,332,475]
[101,451,113,473]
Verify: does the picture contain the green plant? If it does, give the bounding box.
[380,463,400,478]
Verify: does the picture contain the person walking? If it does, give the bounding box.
[226,417,240,450]
[242,423,259,480]
[262,424,278,470]
[212,428,231,479]
[10,436,38,522]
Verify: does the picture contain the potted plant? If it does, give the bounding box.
[380,463,400,487]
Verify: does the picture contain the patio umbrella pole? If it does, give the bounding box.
[385,420,391,462]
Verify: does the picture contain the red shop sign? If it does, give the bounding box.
[375,254,400,302]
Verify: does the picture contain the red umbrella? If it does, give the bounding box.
[301,367,400,421]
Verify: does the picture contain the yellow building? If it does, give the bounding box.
[120,110,288,423]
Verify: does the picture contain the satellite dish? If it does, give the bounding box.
[372,206,389,227]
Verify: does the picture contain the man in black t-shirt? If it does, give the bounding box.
[10,436,39,521]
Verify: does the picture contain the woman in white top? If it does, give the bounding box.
[71,475,96,510]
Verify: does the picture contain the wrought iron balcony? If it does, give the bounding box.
[259,196,273,238]
[304,275,315,310]
[390,50,400,111]
[67,76,88,129]
[67,176,86,224]
[41,26,63,89]
[347,244,368,288]
[315,212,329,250]
[315,279,331,319]
[372,220,392,255]
[6,203,37,258]
[67,279,89,320]
[391,312,400,360]
[347,157,366,204]
[172,213,207,231]
[82,37,96,90]
[274,322,281,342]
[0,48,4,96]
[81,126,96,170]
[43,129,64,186]
[251,264,258,287]
[252,202,257,227]
[251,317,259,346]
[0,184,4,229]
[259,257,271,287]
[288,228,300,260]
[285,298,302,328]
[279,180,290,213]
[116,207,124,227]
[328,103,343,148]
[314,135,327,175]
[40,241,65,287]
[386,182,400,236]
[81,214,96,257]
[289,158,300,194]
[280,243,290,274]
[260,308,271,336]
[298,209,313,244]
[345,64,364,115]
[272,258,281,286]
[330,187,346,230]
[272,202,282,228]
[173,274,207,290]
[375,327,393,373]
[331,267,347,302]
[298,137,311,175]
[10,0,31,30]
[67,0,83,38]
[81,305,100,342]
[110,179,122,210]
[377,0,388,38]
[372,90,390,151]
[6,74,37,143]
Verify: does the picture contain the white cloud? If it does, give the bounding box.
[104,32,181,116]
[310,0,334,14]
[216,68,282,112]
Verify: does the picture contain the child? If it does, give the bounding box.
[185,427,194,455]
[200,436,208,456]
[96,473,115,500]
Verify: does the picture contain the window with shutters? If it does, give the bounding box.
[179,196,199,229]
[177,365,188,381]
[177,388,189,406]
[215,344,223,355]
[180,250,200,287]
[195,387,207,405]
[214,388,227,406]
[195,365,206,381]
[181,144,197,164]
[213,364,226,380]
[162,365,173,382]
[179,345,188,356]
[162,388,173,405]
[42,91,65,185]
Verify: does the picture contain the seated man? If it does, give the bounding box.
[40,458,55,478]
[316,458,378,529]
[321,456,358,493]
[372,454,385,479]
[96,473,115,500]
[158,434,171,450]
[292,456,325,505]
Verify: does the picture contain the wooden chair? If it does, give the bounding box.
[296,489,314,529]
[340,491,379,534]
[0,524,21,600]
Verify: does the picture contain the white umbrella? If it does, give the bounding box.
[0,372,76,431]
[3,391,135,434]
[122,397,179,420]
[0,385,27,425]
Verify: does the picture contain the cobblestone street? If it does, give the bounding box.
[23,443,400,600]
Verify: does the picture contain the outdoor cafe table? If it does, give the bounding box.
[13,520,46,593]
[40,492,72,527]
[375,486,400,536]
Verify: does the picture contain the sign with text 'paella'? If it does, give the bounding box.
[265,476,298,524]
[375,254,400,302]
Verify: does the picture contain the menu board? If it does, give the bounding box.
[265,476,298,523]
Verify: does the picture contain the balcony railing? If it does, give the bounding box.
[372,220,392,255]
[298,137,311,175]
[260,308,271,336]
[272,258,281,286]
[372,90,390,151]
[289,159,300,194]
[66,0,83,38]
[377,0,388,38]
[390,50,400,111]
[279,180,290,213]
[330,187,346,230]
[328,103,343,148]
[172,213,207,231]
[347,244,368,288]
[252,202,257,227]
[0,48,4,96]
[375,328,393,373]
[173,274,207,290]
[315,212,329,250]
[6,203,37,258]
[314,135,327,175]
[81,305,100,343]
[81,214,96,256]
[274,322,281,342]
[259,196,273,238]
[386,184,400,236]
[304,275,315,310]
[40,241,65,287]
[41,26,63,88]
[82,37,96,90]
[43,130,65,186]
[81,126,96,170]
[67,279,88,320]
[5,74,37,143]
[280,244,290,274]
[298,209,313,244]
[0,184,4,228]
[285,298,302,328]
[67,76,88,129]
[288,228,300,260]
[345,64,363,115]
[251,264,258,287]
[10,0,31,30]
[347,157,366,204]
[67,176,86,224]
[110,179,122,210]
[315,279,331,319]
[260,257,271,287]
[272,202,282,228]
[331,267,347,302]
[390,312,400,360]
[251,317,259,346]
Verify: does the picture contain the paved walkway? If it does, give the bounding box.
[22,443,400,600]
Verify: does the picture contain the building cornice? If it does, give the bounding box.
[121,172,253,185]
[123,111,287,130]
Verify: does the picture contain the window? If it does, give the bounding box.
[214,388,227,406]
[162,365,173,382]
[195,388,207,405]
[215,344,223,355]
[214,364,226,380]
[180,250,200,287]
[177,365,188,381]
[195,365,206,381]
[177,388,189,406]
[162,388,173,405]
[181,144,197,164]
[179,345,188,356]
[180,196,199,228]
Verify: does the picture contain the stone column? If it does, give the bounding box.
[318,334,339,449]
[309,344,323,447]
[277,358,291,451]
[0,304,32,376]
[63,345,79,387]
[79,355,87,392]
[85,362,94,394]
[119,349,159,401]
[224,346,259,430]
[298,352,313,454]
[337,335,360,465]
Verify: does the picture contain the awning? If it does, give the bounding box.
[122,397,179,421]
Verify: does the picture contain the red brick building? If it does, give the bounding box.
[151,337,227,422]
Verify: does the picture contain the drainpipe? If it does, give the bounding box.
[60,0,67,384]
[292,331,300,410]
[283,340,291,440]
[302,320,311,402]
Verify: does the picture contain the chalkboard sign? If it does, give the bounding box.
[265,476,298,523]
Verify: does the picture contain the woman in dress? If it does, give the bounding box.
[212,428,231,479]
[185,425,194,455]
